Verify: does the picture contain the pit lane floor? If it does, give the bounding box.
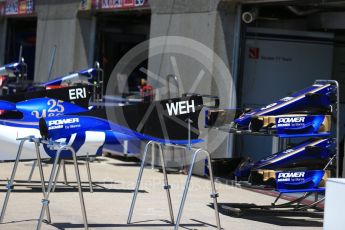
[0,156,323,230]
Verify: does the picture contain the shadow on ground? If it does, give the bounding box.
[1,218,213,230]
[0,181,147,194]
[49,219,207,230]
[209,203,323,227]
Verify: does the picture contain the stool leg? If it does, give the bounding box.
[27,160,37,183]
[174,149,197,230]
[62,159,68,185]
[37,149,62,230]
[175,149,221,230]
[52,158,62,192]
[0,140,25,222]
[71,148,89,230]
[158,144,174,224]
[85,153,93,193]
[151,143,155,169]
[127,141,152,224]
[181,148,188,174]
[205,151,221,230]
[34,142,51,223]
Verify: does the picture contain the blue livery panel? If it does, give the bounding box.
[17,98,88,121]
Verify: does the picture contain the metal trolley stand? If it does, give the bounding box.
[127,140,221,230]
[0,136,89,230]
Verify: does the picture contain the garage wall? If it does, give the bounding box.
[34,0,93,82]
[74,13,95,70]
[211,1,238,159]
[148,0,238,166]
[0,19,6,65]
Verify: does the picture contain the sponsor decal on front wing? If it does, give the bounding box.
[277,171,305,182]
[276,116,306,128]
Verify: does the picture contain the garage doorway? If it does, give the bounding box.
[5,17,37,80]
[95,13,151,94]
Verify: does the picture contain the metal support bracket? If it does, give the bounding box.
[210,193,219,198]
[164,185,172,190]
[41,199,50,206]
[5,184,14,190]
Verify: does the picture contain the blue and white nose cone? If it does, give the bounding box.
[0,119,108,161]
[234,83,336,129]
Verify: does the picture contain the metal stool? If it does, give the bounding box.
[0,136,51,224]
[0,136,88,230]
[127,140,221,230]
[128,141,175,224]
[27,155,94,193]
[36,140,88,230]
[52,152,94,193]
[0,136,51,223]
